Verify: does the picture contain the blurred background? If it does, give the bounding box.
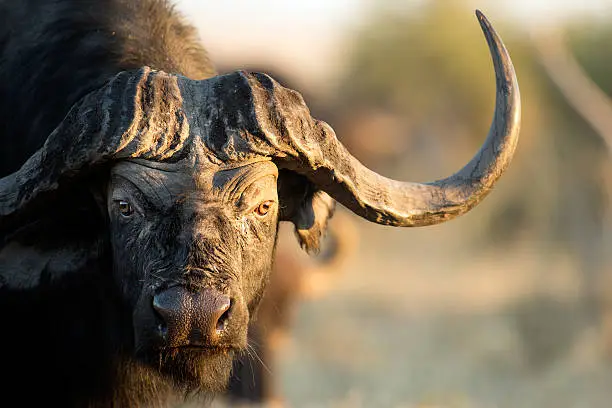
[177,1,612,407]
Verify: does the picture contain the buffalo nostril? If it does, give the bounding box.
[154,311,168,338]
[216,298,232,333]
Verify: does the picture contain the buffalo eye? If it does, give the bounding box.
[254,200,274,217]
[117,200,134,217]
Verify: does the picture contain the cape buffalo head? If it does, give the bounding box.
[0,12,520,393]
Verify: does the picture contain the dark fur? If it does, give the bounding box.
[0,0,334,407]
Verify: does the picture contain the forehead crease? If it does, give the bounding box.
[212,161,278,201]
[111,162,193,205]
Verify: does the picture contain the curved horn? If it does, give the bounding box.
[245,10,521,227]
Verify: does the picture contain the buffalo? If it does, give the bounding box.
[0,0,521,407]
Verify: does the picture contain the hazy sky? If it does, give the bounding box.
[174,0,612,87]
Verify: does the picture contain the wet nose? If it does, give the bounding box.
[152,286,232,347]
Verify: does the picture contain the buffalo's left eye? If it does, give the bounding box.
[117,200,134,217]
[254,200,274,217]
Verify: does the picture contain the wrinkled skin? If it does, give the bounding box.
[108,159,279,387]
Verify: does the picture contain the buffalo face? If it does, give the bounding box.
[107,159,279,390]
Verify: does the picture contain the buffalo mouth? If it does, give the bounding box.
[138,338,245,356]
[133,341,239,390]
[162,345,238,354]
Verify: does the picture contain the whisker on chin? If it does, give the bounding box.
[246,343,273,376]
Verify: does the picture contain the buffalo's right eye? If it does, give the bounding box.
[254,200,274,217]
[117,200,134,217]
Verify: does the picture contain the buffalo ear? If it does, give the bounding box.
[278,171,336,254]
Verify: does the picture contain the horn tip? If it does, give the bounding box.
[474,9,508,67]
[475,10,493,31]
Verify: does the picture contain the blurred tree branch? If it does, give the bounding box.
[532,27,612,153]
